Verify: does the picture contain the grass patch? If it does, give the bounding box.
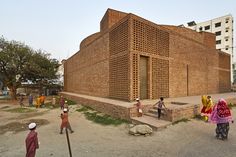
[84,112,128,126]
[76,106,94,112]
[77,106,128,126]
[76,106,90,112]
[194,114,202,120]
[6,107,35,113]
[172,118,190,125]
[228,103,236,109]
[65,99,77,106]
[44,102,58,109]
[0,95,11,100]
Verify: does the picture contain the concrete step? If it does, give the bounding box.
[148,108,168,115]
[131,115,172,131]
[144,112,170,121]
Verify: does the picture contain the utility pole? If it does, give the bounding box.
[65,128,72,157]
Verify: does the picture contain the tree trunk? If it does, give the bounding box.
[9,86,17,100]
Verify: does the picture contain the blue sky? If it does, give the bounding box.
[0,0,235,61]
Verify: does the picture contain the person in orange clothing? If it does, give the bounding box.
[40,94,46,108]
[60,108,74,134]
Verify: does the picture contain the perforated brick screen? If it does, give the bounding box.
[131,18,170,99]
[132,53,139,100]
[109,20,129,100]
[132,19,169,57]
[152,58,169,99]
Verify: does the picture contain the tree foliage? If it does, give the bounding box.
[0,36,59,99]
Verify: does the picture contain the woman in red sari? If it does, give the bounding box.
[25,123,39,157]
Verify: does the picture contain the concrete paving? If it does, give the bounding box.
[62,92,236,130]
[131,115,172,131]
[62,91,236,107]
[0,97,236,157]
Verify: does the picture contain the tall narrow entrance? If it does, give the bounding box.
[140,56,148,99]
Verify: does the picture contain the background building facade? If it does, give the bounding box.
[64,9,231,101]
[186,14,234,82]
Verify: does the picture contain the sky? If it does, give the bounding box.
[0,0,236,61]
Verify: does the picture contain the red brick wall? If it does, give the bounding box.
[202,32,216,49]
[167,27,225,97]
[64,33,110,97]
[80,32,101,49]
[100,9,128,32]
[64,9,231,101]
[219,52,231,92]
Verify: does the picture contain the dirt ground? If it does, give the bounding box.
[0,102,236,157]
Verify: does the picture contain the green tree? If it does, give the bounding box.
[0,37,59,99]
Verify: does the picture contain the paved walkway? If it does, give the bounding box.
[62,91,235,107]
[62,92,236,130]
[141,92,236,105]
[131,115,172,130]
[1,99,236,157]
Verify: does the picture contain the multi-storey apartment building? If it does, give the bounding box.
[186,14,234,82]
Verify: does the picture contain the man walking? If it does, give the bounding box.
[25,122,39,157]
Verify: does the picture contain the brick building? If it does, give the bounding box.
[64,8,231,101]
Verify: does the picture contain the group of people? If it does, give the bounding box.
[134,97,167,119]
[19,94,46,108]
[24,94,66,109]
[25,95,73,157]
[201,95,234,140]
[134,96,234,141]
[25,95,234,157]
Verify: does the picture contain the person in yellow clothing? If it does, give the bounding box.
[35,95,41,108]
[201,95,213,122]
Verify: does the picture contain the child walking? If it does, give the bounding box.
[60,108,74,134]
[155,97,167,119]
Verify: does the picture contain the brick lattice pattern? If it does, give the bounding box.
[64,9,231,102]
[109,20,129,100]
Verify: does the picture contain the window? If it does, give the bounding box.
[225,46,229,50]
[199,27,203,31]
[205,25,210,30]
[225,18,229,23]
[215,31,221,36]
[225,38,229,41]
[215,22,221,27]
[225,27,229,32]
[216,40,221,44]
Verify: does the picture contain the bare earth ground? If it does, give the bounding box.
[0,102,236,157]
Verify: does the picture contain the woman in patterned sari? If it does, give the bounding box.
[210,98,234,140]
[201,95,213,121]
